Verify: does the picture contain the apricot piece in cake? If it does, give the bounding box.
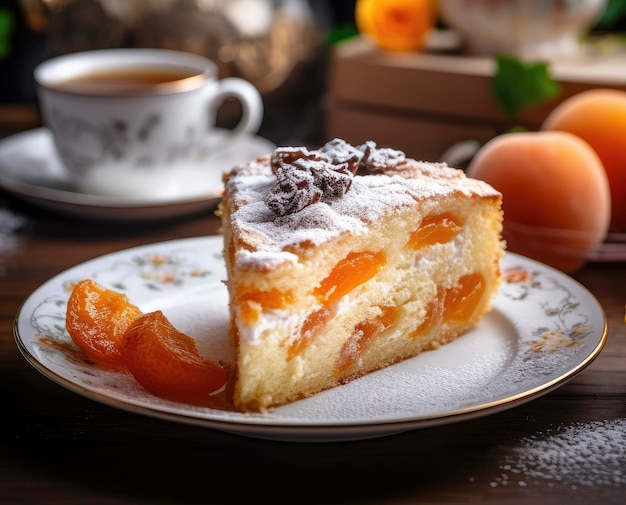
[443,273,486,322]
[411,274,486,339]
[408,213,463,250]
[123,311,227,400]
[314,251,386,307]
[336,305,398,375]
[237,288,295,324]
[411,290,444,339]
[66,279,141,370]
[288,306,332,358]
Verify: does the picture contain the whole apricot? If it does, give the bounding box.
[466,131,611,272]
[542,88,626,232]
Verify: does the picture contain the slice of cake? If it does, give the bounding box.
[219,139,504,413]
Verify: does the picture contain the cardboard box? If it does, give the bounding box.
[325,36,626,162]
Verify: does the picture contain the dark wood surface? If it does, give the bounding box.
[1,119,625,504]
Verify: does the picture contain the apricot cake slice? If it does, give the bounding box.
[219,139,504,413]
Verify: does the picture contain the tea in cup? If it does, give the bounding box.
[34,48,264,199]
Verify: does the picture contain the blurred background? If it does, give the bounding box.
[0,0,358,146]
[2,0,626,153]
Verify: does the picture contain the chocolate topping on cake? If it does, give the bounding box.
[265,139,407,216]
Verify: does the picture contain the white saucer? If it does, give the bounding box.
[0,127,275,221]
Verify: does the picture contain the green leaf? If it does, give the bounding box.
[0,8,14,59]
[594,0,626,29]
[491,55,562,118]
[328,23,359,46]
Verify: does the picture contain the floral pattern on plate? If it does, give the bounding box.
[14,236,607,442]
[501,266,593,354]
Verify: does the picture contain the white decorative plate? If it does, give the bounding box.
[0,128,275,221]
[14,236,607,442]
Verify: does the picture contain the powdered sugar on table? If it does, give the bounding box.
[490,418,626,489]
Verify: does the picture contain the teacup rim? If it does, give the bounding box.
[34,48,217,97]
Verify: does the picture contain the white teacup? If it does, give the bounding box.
[34,48,264,199]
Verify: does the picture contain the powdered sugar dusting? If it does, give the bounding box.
[225,142,500,269]
[490,419,626,488]
[359,140,407,172]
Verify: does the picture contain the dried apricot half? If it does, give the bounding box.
[66,279,141,370]
[122,311,227,400]
[314,251,386,307]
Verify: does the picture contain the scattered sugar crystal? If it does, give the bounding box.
[497,418,626,488]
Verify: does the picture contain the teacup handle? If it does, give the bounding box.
[209,77,264,139]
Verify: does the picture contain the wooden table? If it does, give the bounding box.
[1,155,625,505]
